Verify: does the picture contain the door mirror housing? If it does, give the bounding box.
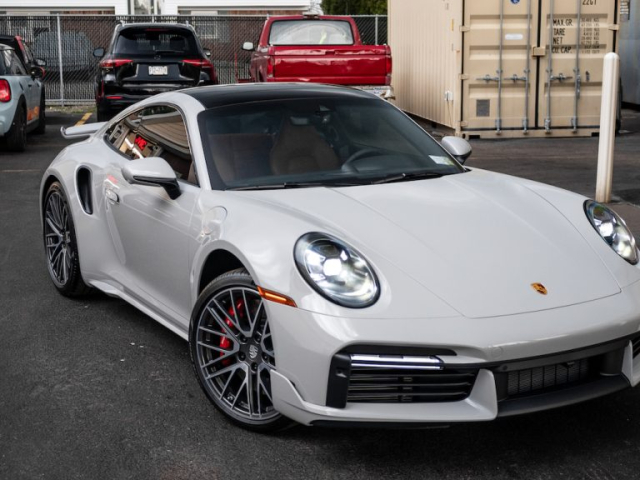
[30,66,45,79]
[242,42,255,52]
[122,157,181,200]
[203,48,212,58]
[93,47,105,58]
[441,136,472,164]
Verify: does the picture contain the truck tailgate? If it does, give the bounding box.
[272,46,388,85]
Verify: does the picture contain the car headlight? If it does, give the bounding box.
[294,232,380,308]
[585,200,639,265]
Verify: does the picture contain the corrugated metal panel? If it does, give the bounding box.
[618,1,638,104]
[389,0,620,138]
[389,0,461,128]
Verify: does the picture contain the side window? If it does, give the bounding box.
[137,106,197,185]
[105,105,197,186]
[23,43,35,66]
[0,51,11,73]
[105,110,142,155]
[8,51,27,76]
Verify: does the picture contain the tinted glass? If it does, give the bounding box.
[106,106,197,185]
[198,97,464,190]
[115,28,199,55]
[4,50,27,75]
[269,20,354,45]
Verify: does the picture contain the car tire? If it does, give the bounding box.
[6,102,27,152]
[34,92,46,135]
[190,268,295,433]
[43,182,92,297]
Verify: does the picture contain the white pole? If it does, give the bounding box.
[56,14,65,107]
[595,52,620,203]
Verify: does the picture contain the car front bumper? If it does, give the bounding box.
[267,280,640,426]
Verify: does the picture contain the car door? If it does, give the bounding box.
[102,104,200,326]
[6,50,37,124]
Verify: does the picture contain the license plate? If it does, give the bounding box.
[149,66,168,76]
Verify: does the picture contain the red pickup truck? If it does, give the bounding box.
[242,15,393,100]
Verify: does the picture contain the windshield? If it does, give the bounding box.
[269,20,354,45]
[198,97,464,191]
[115,28,199,55]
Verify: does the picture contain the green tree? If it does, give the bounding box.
[322,0,387,15]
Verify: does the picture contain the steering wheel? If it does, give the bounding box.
[341,148,381,172]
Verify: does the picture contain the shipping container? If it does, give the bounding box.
[389,0,621,138]
[619,0,639,105]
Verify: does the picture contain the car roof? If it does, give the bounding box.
[183,83,378,109]
[118,23,196,32]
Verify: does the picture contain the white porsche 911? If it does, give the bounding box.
[41,84,640,432]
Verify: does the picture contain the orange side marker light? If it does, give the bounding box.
[257,286,297,308]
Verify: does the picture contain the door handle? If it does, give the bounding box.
[105,189,119,204]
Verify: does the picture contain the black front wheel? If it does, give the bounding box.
[190,269,294,433]
[43,182,92,297]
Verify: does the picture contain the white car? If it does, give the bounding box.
[41,84,640,432]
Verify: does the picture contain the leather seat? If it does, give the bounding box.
[269,118,340,175]
[207,134,274,182]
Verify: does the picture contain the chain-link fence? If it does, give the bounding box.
[0,14,388,106]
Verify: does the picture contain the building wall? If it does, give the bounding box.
[163,0,311,15]
[0,0,130,14]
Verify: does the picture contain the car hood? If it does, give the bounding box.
[240,169,621,318]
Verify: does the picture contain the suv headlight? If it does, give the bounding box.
[585,200,639,265]
[294,232,380,308]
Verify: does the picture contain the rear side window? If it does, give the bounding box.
[269,20,354,46]
[114,28,199,55]
[1,50,26,76]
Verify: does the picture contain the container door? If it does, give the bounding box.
[538,0,617,131]
[462,0,538,132]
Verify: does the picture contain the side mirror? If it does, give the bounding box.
[441,136,472,164]
[35,58,47,67]
[30,66,45,79]
[122,157,181,200]
[242,42,255,52]
[203,48,212,58]
[93,47,105,58]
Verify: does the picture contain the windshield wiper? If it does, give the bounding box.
[372,172,446,185]
[228,181,363,191]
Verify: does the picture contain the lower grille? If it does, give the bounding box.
[506,359,590,397]
[633,336,640,357]
[347,355,477,404]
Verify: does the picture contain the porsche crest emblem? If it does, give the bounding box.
[531,283,548,295]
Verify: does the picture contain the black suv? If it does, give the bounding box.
[93,23,217,121]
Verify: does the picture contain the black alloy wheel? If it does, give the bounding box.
[43,182,91,297]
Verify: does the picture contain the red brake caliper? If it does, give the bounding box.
[219,299,244,365]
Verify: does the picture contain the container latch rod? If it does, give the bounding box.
[549,73,573,82]
[477,74,500,82]
[504,74,527,82]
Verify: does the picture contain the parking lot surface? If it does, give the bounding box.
[2,110,640,480]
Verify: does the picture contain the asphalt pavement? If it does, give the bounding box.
[1,109,640,480]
